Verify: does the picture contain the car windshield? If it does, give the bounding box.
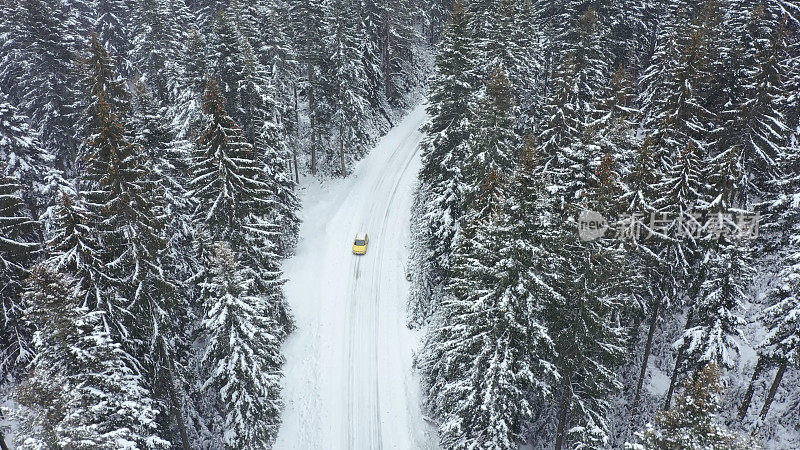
[354,239,366,246]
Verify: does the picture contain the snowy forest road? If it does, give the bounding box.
[275,105,438,450]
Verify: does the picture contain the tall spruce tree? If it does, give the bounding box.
[199,242,283,449]
[0,165,38,378]
[15,264,169,449]
[630,364,755,450]
[409,0,478,325]
[189,77,291,333]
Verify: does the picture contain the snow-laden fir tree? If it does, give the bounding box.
[409,0,478,325]
[130,0,188,102]
[45,192,106,309]
[0,165,38,378]
[170,28,208,143]
[1,0,80,172]
[15,264,168,450]
[629,364,756,450]
[546,218,634,450]
[674,241,750,373]
[420,139,555,450]
[189,77,292,333]
[209,8,248,121]
[85,0,132,73]
[74,33,131,152]
[80,88,169,344]
[747,118,800,421]
[720,3,792,206]
[234,38,300,255]
[288,0,328,175]
[0,94,58,220]
[326,0,370,177]
[200,242,283,449]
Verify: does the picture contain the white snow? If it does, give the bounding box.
[275,104,439,450]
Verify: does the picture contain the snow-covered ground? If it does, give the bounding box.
[275,105,439,450]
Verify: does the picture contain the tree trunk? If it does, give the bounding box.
[0,408,9,450]
[664,309,694,410]
[759,361,787,420]
[633,297,662,410]
[554,379,572,450]
[293,84,300,184]
[339,126,347,177]
[738,356,767,420]
[664,345,684,410]
[159,341,191,450]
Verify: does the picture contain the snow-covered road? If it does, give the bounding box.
[275,105,438,450]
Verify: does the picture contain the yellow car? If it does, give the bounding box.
[352,233,369,255]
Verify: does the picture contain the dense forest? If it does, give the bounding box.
[0,0,434,448]
[2,0,800,449]
[408,0,800,449]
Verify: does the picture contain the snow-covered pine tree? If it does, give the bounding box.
[190,77,291,332]
[170,28,208,143]
[130,0,187,102]
[45,192,106,309]
[15,264,169,449]
[748,112,800,421]
[4,0,80,172]
[420,138,555,450]
[235,37,300,254]
[629,364,755,450]
[258,1,301,182]
[209,8,248,121]
[674,241,750,374]
[537,5,614,206]
[461,69,518,222]
[86,0,133,74]
[469,0,534,101]
[547,213,634,450]
[74,33,131,152]
[0,165,38,378]
[200,242,283,449]
[130,79,197,450]
[409,0,478,325]
[381,0,417,105]
[289,0,328,175]
[721,3,792,207]
[327,0,370,177]
[0,94,58,221]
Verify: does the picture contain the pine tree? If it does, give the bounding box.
[410,0,478,324]
[6,0,80,172]
[630,364,755,450]
[0,165,38,378]
[750,114,800,420]
[45,192,106,309]
[74,33,131,155]
[130,0,186,102]
[722,6,792,206]
[200,242,283,449]
[675,242,750,373]
[170,28,208,143]
[87,0,132,73]
[289,0,336,175]
[15,264,169,449]
[0,94,59,219]
[190,77,291,332]
[327,0,370,177]
[460,69,518,223]
[421,141,556,450]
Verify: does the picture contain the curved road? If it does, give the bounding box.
[275,105,437,450]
